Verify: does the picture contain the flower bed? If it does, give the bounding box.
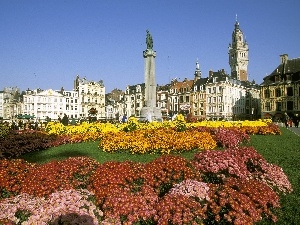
[0,146,292,224]
[0,118,291,224]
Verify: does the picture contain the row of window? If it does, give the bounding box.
[264,101,296,111]
[263,87,300,98]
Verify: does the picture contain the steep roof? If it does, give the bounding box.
[193,77,208,87]
[262,57,300,85]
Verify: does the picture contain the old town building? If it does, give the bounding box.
[156,84,170,119]
[74,75,106,119]
[123,84,145,117]
[191,60,207,120]
[260,54,300,120]
[105,88,124,121]
[205,69,260,120]
[0,87,23,120]
[168,77,194,117]
[61,89,80,119]
[23,88,65,120]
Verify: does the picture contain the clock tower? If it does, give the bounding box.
[228,17,249,81]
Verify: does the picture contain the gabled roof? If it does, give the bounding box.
[262,57,300,85]
[193,77,208,86]
[206,69,231,83]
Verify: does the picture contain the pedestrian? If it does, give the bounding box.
[283,112,290,128]
[122,115,127,123]
[292,113,299,128]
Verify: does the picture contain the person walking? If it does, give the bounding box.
[292,114,299,128]
[283,112,290,128]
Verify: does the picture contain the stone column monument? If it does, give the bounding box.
[140,30,162,122]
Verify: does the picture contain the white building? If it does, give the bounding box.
[62,90,80,119]
[74,75,106,119]
[123,84,145,117]
[205,69,259,120]
[23,89,65,121]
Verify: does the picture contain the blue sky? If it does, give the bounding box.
[1,0,299,93]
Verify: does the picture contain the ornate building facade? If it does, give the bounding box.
[74,75,106,119]
[260,54,300,120]
[168,78,194,117]
[0,87,23,120]
[23,89,65,120]
[123,84,145,117]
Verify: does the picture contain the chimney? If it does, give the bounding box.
[280,54,288,64]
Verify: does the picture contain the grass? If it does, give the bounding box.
[249,128,300,225]
[20,141,198,164]
[19,127,300,224]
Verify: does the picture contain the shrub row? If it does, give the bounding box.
[0,122,281,158]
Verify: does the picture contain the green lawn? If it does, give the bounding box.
[20,128,300,224]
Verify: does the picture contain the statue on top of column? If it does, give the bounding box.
[146,29,153,50]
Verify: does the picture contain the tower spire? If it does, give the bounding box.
[228,18,249,81]
[194,58,201,80]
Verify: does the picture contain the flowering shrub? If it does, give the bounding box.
[191,146,293,193]
[143,155,202,196]
[121,116,140,132]
[214,127,250,148]
[206,178,280,224]
[102,185,158,224]
[257,123,282,135]
[0,151,292,224]
[155,193,206,225]
[0,189,102,224]
[21,157,99,197]
[44,115,277,137]
[0,120,290,225]
[46,121,119,136]
[0,159,36,198]
[0,131,57,159]
[89,161,146,205]
[169,179,210,201]
[99,128,216,154]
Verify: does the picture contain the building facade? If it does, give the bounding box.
[156,84,170,119]
[74,76,106,119]
[62,89,80,119]
[123,84,145,117]
[191,60,207,120]
[260,54,300,120]
[23,89,65,121]
[0,87,23,120]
